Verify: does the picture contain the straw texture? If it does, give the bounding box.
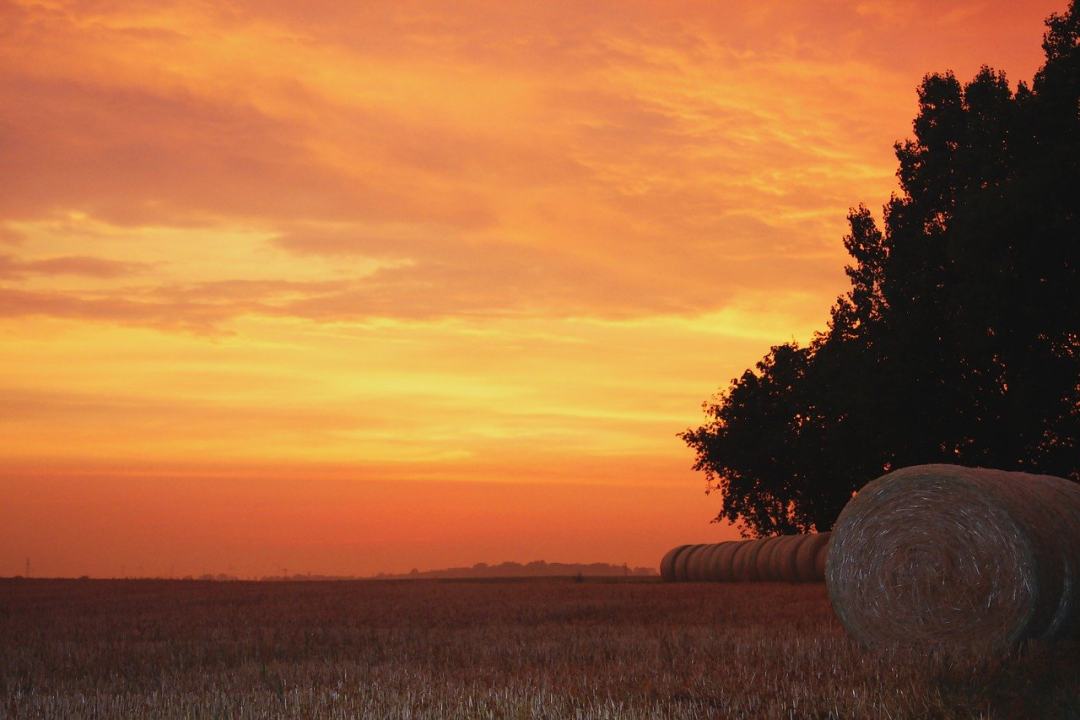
[826,464,1080,652]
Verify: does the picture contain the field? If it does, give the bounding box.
[1,578,1077,719]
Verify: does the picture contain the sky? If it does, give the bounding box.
[0,0,1061,578]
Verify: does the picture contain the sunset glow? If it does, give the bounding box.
[1,0,1058,577]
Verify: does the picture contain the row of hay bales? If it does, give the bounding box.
[659,464,1080,654]
[659,532,830,583]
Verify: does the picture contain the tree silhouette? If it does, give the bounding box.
[681,1,1080,537]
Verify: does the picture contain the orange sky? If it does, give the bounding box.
[0,0,1060,578]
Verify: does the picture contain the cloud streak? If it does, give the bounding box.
[1,0,1055,327]
[0,254,148,278]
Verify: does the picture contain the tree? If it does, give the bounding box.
[681,1,1080,537]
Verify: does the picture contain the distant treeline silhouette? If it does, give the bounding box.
[682,1,1080,537]
[374,561,656,579]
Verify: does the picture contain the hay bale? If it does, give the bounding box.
[660,545,690,582]
[685,544,715,581]
[710,541,743,582]
[794,532,831,582]
[786,535,813,581]
[774,535,810,582]
[814,538,829,579]
[676,544,702,581]
[674,543,707,582]
[764,535,790,580]
[731,538,765,581]
[754,536,786,580]
[826,464,1080,652]
[698,542,729,581]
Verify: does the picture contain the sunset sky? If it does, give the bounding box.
[1,0,1059,578]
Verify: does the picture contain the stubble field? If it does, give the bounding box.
[0,577,1076,719]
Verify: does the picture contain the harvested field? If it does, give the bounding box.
[0,577,1076,719]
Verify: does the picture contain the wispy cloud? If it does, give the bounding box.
[0,254,148,278]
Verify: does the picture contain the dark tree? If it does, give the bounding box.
[681,2,1080,537]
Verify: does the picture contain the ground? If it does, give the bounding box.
[0,578,1076,719]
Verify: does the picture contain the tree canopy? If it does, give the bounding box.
[681,1,1080,537]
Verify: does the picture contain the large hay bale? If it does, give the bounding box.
[754,536,786,580]
[660,544,690,582]
[826,464,1080,652]
[731,538,765,581]
[795,532,830,582]
[709,541,743,582]
[674,543,707,582]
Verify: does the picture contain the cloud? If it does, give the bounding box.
[0,253,733,331]
[0,0,1056,333]
[0,253,148,278]
[0,286,248,333]
[0,72,503,228]
[0,225,24,245]
[0,276,353,333]
[0,385,364,432]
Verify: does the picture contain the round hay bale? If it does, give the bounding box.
[698,542,730,581]
[686,544,715,581]
[674,544,707,582]
[764,535,789,580]
[754,536,786,581]
[784,535,811,582]
[731,538,765,581]
[826,464,1080,653]
[769,535,807,582]
[768,536,794,581]
[677,544,703,581]
[660,545,690,582]
[703,544,726,579]
[794,532,830,582]
[710,540,743,582]
[814,538,829,579]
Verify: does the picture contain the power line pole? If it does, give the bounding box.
[25,557,30,578]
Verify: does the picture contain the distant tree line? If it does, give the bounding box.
[375,560,656,579]
[681,1,1080,537]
